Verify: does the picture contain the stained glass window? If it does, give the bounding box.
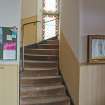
[42,15,59,39]
[42,0,59,40]
[43,0,58,12]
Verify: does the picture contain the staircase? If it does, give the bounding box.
[20,37,71,105]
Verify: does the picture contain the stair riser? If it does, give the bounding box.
[38,45,59,49]
[21,88,66,97]
[21,101,69,105]
[21,78,62,87]
[24,63,57,68]
[24,55,58,61]
[41,40,59,44]
[24,49,59,55]
[22,70,58,77]
[47,36,57,40]
[20,37,70,105]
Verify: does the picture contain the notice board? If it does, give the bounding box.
[0,27,17,60]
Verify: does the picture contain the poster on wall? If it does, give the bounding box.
[0,27,17,60]
[0,28,3,59]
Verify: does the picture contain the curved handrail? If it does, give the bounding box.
[20,21,40,72]
[20,18,59,72]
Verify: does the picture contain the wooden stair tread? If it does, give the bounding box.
[47,39,58,41]
[24,48,59,55]
[24,54,57,57]
[24,60,57,63]
[21,76,61,80]
[41,40,59,44]
[24,67,58,71]
[39,44,59,45]
[25,48,58,51]
[37,44,59,49]
[21,96,69,104]
[21,85,64,91]
[20,37,70,105]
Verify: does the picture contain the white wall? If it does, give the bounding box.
[0,0,21,105]
[0,0,21,64]
[0,0,21,76]
[79,0,105,63]
[79,1,105,105]
[79,64,105,105]
[0,0,21,27]
[37,0,43,42]
[61,0,105,63]
[61,0,80,60]
[22,0,37,19]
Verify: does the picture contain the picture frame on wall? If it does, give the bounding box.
[0,27,17,61]
[88,35,105,64]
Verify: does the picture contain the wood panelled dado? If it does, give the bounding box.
[0,64,19,105]
[59,32,105,105]
[22,16,37,46]
[59,32,80,105]
[79,64,105,105]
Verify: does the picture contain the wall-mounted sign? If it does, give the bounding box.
[0,27,17,60]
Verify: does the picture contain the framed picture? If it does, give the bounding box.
[0,27,17,60]
[88,35,105,64]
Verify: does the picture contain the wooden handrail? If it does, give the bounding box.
[22,21,41,27]
[20,18,59,72]
[43,17,59,24]
[21,20,41,72]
